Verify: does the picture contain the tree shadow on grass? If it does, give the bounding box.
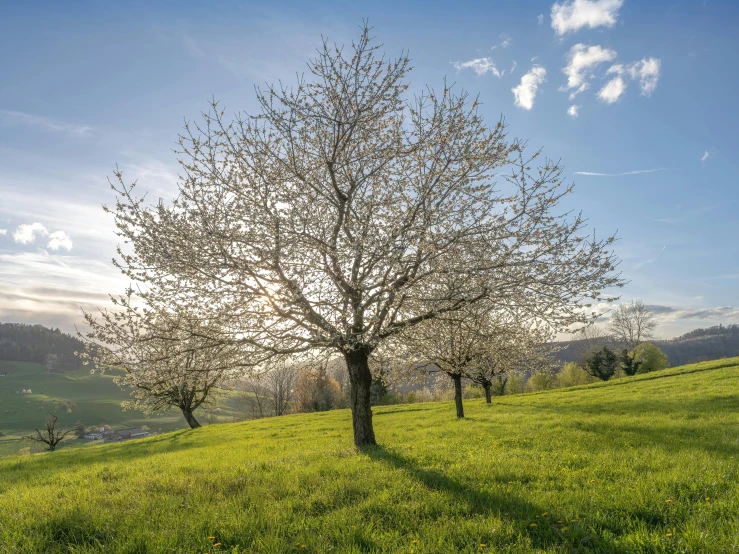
[362,444,629,553]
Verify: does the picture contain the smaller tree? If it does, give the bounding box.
[620,349,642,376]
[633,342,669,373]
[82,300,252,429]
[573,324,611,364]
[584,346,618,381]
[556,361,595,388]
[74,419,86,438]
[608,300,657,350]
[25,414,73,451]
[294,362,343,413]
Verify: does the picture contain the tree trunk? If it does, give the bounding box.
[181,407,201,429]
[484,382,492,404]
[344,348,377,447]
[452,373,465,418]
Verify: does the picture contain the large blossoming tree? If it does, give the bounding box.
[106,25,621,446]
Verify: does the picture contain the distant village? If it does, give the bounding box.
[82,427,151,442]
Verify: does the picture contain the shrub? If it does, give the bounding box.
[556,362,595,388]
[633,343,669,373]
[527,371,557,392]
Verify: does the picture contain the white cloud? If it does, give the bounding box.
[574,167,667,176]
[628,57,661,95]
[567,104,580,117]
[0,229,6,236]
[597,76,627,103]
[47,231,73,251]
[11,222,73,251]
[499,34,511,48]
[701,150,712,163]
[512,66,547,110]
[607,58,661,97]
[538,14,544,25]
[551,0,624,36]
[452,57,501,77]
[13,222,48,244]
[510,61,518,74]
[0,110,93,137]
[561,44,617,99]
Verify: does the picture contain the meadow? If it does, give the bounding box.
[0,361,240,457]
[0,358,738,553]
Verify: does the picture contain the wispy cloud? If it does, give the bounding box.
[551,0,624,36]
[538,14,544,25]
[567,104,580,118]
[0,229,7,236]
[452,58,502,77]
[632,258,655,270]
[700,149,716,163]
[574,167,667,176]
[0,110,93,137]
[0,252,125,332]
[512,66,547,110]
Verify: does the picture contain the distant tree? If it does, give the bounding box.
[265,361,300,416]
[25,414,73,451]
[369,371,389,406]
[527,371,557,392]
[294,364,342,413]
[556,361,596,388]
[573,324,611,364]
[620,349,642,376]
[74,419,86,438]
[633,342,669,373]
[105,24,622,446]
[82,303,251,429]
[584,346,618,381]
[608,300,657,350]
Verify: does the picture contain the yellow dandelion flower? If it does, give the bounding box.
[542,512,548,516]
[412,540,417,544]
[705,497,710,501]
[213,543,221,548]
[480,544,487,548]
[665,533,673,537]
[562,527,568,532]
[208,536,215,540]
[530,523,537,528]
[665,499,673,503]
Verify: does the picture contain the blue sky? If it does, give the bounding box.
[0,0,737,338]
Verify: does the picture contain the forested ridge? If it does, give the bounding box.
[0,323,84,370]
[555,323,739,366]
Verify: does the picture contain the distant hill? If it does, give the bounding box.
[555,323,739,366]
[0,323,84,371]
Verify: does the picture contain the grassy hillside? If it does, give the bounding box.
[1,358,738,553]
[0,361,240,456]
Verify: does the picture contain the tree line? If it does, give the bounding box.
[0,323,84,371]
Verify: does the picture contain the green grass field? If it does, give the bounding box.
[1,358,738,553]
[0,361,240,457]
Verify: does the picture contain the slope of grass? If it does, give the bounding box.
[0,361,241,456]
[1,358,738,553]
